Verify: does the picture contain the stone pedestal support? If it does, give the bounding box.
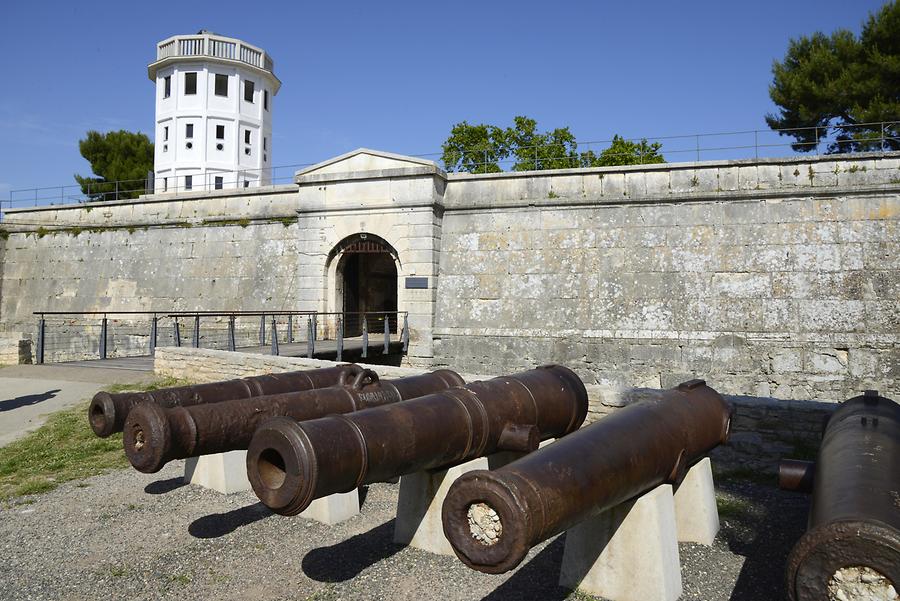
[673,457,719,546]
[184,450,360,525]
[559,484,682,601]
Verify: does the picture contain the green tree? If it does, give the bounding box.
[75,130,154,201]
[440,121,509,173]
[442,117,665,173]
[581,135,665,167]
[505,116,582,171]
[766,1,900,152]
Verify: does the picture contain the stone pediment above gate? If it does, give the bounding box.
[294,148,447,211]
[294,148,446,184]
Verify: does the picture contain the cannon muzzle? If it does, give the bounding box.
[786,391,900,601]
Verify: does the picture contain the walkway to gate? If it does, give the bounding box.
[33,310,409,368]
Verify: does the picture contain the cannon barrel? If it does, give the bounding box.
[441,379,732,574]
[246,365,588,516]
[122,368,465,473]
[786,391,900,601]
[89,364,359,437]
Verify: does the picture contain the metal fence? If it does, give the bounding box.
[32,310,409,364]
[4,121,898,212]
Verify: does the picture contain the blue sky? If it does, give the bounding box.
[0,0,890,200]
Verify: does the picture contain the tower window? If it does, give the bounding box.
[185,175,193,191]
[216,125,225,139]
[244,80,255,102]
[163,76,171,98]
[244,180,250,188]
[214,176,224,190]
[163,126,169,141]
[214,74,228,97]
[184,72,197,95]
[245,147,251,156]
[216,143,223,151]
[185,123,193,138]
[264,90,269,110]
[163,177,168,192]
[244,130,251,144]
[263,136,267,151]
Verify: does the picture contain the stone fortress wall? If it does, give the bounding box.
[435,153,900,403]
[1,150,898,403]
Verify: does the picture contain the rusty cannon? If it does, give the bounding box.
[440,379,732,574]
[246,365,588,516]
[123,368,465,473]
[782,391,900,601]
[89,364,359,437]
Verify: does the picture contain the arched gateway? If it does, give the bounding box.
[328,234,399,335]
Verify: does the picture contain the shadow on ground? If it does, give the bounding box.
[144,477,188,495]
[0,389,61,412]
[481,536,570,601]
[188,502,272,539]
[721,481,810,601]
[302,519,402,582]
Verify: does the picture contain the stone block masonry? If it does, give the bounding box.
[435,152,900,402]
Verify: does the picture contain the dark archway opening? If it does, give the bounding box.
[337,238,398,336]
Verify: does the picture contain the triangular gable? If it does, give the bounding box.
[295,148,440,178]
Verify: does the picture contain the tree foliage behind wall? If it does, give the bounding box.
[766,1,900,152]
[441,116,664,173]
[74,130,154,201]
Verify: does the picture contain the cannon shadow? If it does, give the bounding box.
[188,502,272,539]
[481,536,569,601]
[144,477,188,495]
[722,482,809,601]
[302,519,402,583]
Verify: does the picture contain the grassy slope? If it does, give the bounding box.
[0,377,186,501]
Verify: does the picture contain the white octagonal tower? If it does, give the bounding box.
[148,31,281,193]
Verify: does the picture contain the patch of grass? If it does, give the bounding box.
[547,190,559,199]
[714,466,774,486]
[0,402,128,500]
[305,586,338,601]
[168,573,192,586]
[36,226,50,239]
[0,228,8,240]
[0,376,191,500]
[108,565,128,578]
[273,216,297,227]
[566,590,600,600]
[716,494,752,519]
[101,376,188,395]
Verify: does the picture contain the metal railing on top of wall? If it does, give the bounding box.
[4,121,898,212]
[32,310,409,364]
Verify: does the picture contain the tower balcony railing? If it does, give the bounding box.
[155,33,274,73]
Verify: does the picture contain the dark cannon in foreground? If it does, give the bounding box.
[246,365,588,516]
[89,364,359,437]
[782,391,900,601]
[441,379,732,574]
[122,368,465,473]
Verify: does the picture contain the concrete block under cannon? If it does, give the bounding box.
[245,365,588,516]
[440,379,732,574]
[123,368,465,473]
[781,391,900,601]
[89,364,360,437]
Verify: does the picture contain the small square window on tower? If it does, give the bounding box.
[163,76,171,98]
[185,123,194,138]
[215,176,224,190]
[244,80,255,102]
[216,125,225,140]
[214,74,228,97]
[184,72,197,95]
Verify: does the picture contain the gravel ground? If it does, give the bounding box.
[0,464,809,601]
